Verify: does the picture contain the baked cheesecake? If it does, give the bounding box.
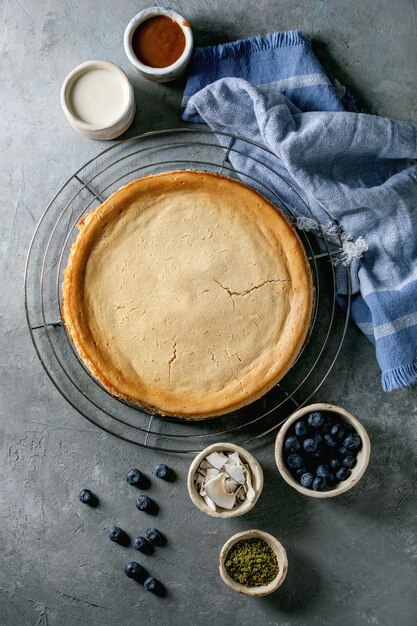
[62,171,313,419]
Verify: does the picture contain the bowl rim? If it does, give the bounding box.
[187,442,264,518]
[123,7,193,76]
[275,403,371,499]
[60,60,134,132]
[219,529,288,596]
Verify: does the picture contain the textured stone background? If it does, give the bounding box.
[1,1,417,624]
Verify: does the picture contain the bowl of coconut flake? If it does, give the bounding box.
[187,443,263,518]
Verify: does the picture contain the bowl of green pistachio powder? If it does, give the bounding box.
[219,530,288,596]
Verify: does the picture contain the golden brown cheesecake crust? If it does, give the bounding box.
[62,171,313,419]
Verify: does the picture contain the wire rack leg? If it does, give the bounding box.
[144,415,154,447]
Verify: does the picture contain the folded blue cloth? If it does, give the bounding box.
[182,31,417,391]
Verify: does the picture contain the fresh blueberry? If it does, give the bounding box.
[332,422,348,440]
[336,428,347,441]
[286,454,304,470]
[314,433,323,445]
[108,526,130,546]
[330,423,343,437]
[144,576,166,596]
[303,438,317,453]
[300,472,314,488]
[316,464,334,481]
[284,436,301,453]
[124,561,148,583]
[294,420,308,437]
[335,467,351,481]
[330,458,342,470]
[343,423,355,433]
[343,433,362,450]
[326,476,339,488]
[295,467,308,479]
[323,416,336,432]
[307,411,324,428]
[343,454,357,469]
[324,433,338,447]
[338,446,349,457]
[126,469,150,489]
[134,536,154,554]
[154,463,173,481]
[312,476,326,491]
[79,489,98,506]
[136,495,157,514]
[145,528,167,546]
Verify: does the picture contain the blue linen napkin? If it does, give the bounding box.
[182,31,417,391]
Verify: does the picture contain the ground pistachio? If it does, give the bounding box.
[224,537,279,587]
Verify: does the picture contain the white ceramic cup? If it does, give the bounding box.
[124,7,193,83]
[61,60,135,140]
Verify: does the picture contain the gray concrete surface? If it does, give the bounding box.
[1,0,417,624]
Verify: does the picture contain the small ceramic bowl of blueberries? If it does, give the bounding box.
[275,403,371,498]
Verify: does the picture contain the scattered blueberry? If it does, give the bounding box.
[286,454,304,470]
[343,433,362,450]
[144,576,166,596]
[312,476,326,491]
[124,561,148,583]
[108,526,130,546]
[307,411,324,428]
[335,467,351,481]
[145,527,167,546]
[303,438,317,453]
[295,420,308,437]
[330,458,342,470]
[126,469,150,489]
[136,495,157,514]
[79,489,98,507]
[134,536,154,554]
[324,433,338,447]
[154,463,173,481]
[284,436,301,453]
[300,472,314,488]
[343,454,357,469]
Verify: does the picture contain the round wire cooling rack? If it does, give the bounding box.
[25,128,351,453]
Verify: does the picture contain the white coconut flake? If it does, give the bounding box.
[203,494,217,512]
[224,477,238,494]
[206,451,228,470]
[206,467,220,480]
[244,466,256,502]
[225,464,245,484]
[228,451,242,466]
[205,474,236,510]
